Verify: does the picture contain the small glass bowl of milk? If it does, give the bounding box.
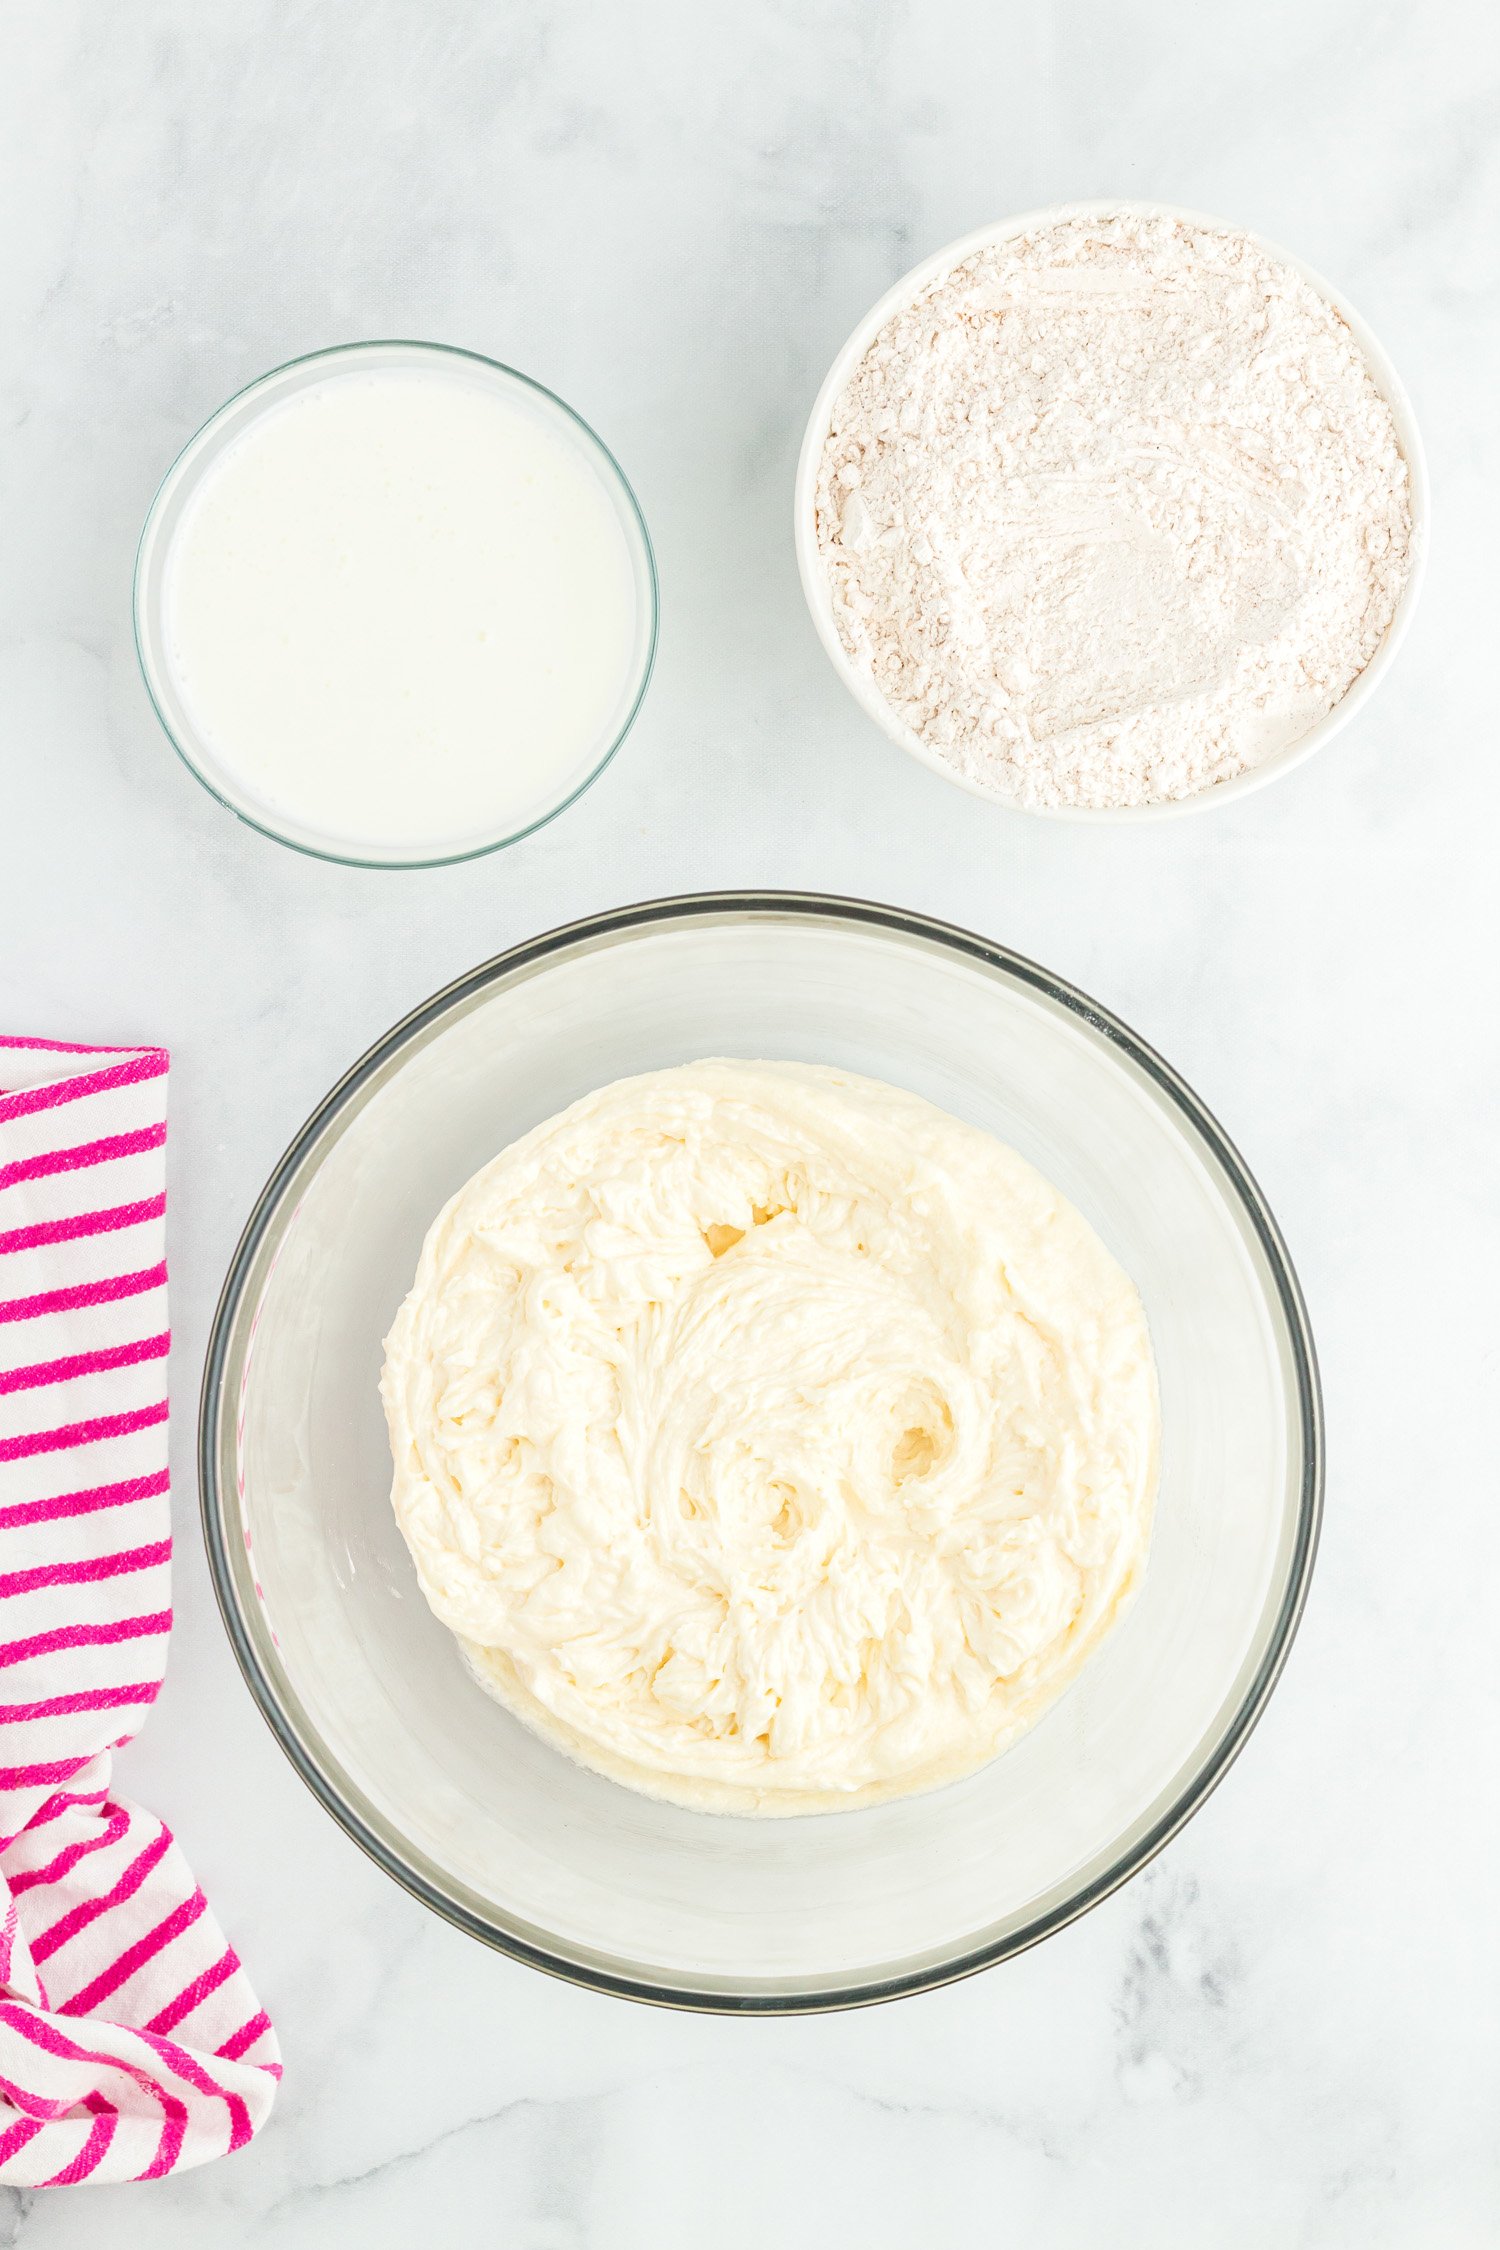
[134,341,658,867]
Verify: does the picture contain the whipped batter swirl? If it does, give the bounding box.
[382,1062,1159,1813]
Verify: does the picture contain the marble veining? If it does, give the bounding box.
[2,0,1497,2242]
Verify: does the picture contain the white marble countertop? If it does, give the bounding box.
[2,1,1495,2240]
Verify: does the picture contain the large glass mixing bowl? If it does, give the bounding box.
[201,895,1321,2011]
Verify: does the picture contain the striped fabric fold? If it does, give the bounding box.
[0,1038,278,2187]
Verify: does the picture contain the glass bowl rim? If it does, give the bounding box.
[133,338,660,870]
[199,890,1323,2011]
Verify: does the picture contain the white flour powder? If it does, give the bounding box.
[815,211,1415,809]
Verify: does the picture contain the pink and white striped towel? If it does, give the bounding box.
[0,1036,278,2186]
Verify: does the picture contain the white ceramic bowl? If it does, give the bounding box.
[794,201,1429,822]
[202,895,1321,2011]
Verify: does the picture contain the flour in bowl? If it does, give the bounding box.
[381,1061,1159,1815]
[815,209,1415,809]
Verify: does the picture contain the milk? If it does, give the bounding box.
[159,363,647,860]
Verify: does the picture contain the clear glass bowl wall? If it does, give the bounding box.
[202,897,1320,2011]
